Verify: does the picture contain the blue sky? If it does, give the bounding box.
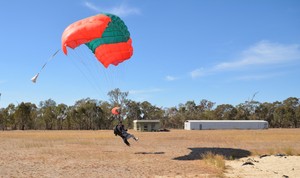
[0,0,300,108]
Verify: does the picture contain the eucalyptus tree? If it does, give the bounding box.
[283,97,299,128]
[126,100,142,128]
[39,99,57,130]
[255,102,274,123]
[108,88,129,108]
[183,101,198,120]
[71,98,94,129]
[140,101,164,121]
[198,99,215,112]
[273,104,287,128]
[0,109,4,130]
[107,88,129,123]
[214,104,237,120]
[198,99,215,120]
[97,100,115,129]
[56,103,68,130]
[164,106,184,128]
[2,104,16,129]
[295,104,300,128]
[14,102,37,130]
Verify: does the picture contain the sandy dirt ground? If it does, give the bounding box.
[225,155,300,178]
[0,129,300,178]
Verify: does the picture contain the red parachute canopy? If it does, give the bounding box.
[111,107,120,115]
[61,13,133,68]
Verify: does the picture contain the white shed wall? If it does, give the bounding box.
[184,120,268,130]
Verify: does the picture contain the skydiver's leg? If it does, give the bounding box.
[119,135,130,146]
[123,138,130,146]
[124,132,139,141]
[131,134,139,141]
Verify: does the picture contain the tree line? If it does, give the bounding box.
[0,88,299,130]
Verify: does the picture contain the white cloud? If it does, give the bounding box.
[190,68,206,79]
[165,75,178,81]
[190,41,300,79]
[84,1,140,17]
[214,41,300,71]
[84,2,100,12]
[110,4,140,17]
[234,72,285,81]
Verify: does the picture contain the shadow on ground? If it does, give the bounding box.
[135,152,165,155]
[173,147,251,160]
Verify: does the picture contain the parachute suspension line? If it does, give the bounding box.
[68,53,101,95]
[77,46,112,98]
[67,46,119,101]
[31,49,60,83]
[78,45,116,92]
[74,48,102,87]
[86,50,115,93]
[39,49,60,73]
[68,48,105,99]
[106,61,126,93]
[80,44,121,95]
[105,67,118,94]
[80,46,106,85]
[109,60,128,93]
[74,49,105,96]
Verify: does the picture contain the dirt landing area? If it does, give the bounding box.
[1,129,300,177]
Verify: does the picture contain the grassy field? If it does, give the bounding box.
[1,129,300,177]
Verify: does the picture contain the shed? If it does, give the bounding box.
[133,120,160,132]
[184,120,268,130]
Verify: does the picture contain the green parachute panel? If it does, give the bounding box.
[85,14,130,53]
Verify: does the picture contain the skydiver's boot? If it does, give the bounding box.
[130,134,138,141]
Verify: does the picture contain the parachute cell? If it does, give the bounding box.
[61,14,133,68]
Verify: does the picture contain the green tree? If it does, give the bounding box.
[295,104,300,128]
[183,101,198,120]
[39,99,57,130]
[98,101,114,129]
[283,97,299,128]
[108,88,129,108]
[56,103,68,130]
[273,105,286,128]
[198,99,215,120]
[3,104,16,129]
[214,104,237,120]
[126,100,142,128]
[107,88,129,124]
[0,109,4,130]
[198,99,215,112]
[14,102,36,130]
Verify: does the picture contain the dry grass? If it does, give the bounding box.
[0,129,300,177]
[202,152,226,177]
[202,152,226,170]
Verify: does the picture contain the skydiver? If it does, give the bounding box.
[114,121,139,146]
[112,106,139,146]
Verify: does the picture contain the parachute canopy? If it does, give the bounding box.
[61,13,133,68]
[112,107,120,115]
